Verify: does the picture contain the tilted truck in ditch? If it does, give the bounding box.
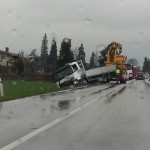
[52,42,127,87]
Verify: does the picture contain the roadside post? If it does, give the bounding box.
[0,78,4,96]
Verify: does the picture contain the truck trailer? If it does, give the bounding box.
[52,61,117,87]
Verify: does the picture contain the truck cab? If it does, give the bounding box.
[52,61,86,88]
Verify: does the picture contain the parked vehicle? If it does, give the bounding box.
[136,70,145,80]
[126,63,133,80]
[132,65,137,79]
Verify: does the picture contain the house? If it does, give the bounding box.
[0,47,19,66]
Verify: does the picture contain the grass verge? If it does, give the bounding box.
[0,80,67,102]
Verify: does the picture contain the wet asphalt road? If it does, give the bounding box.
[1,80,150,150]
[0,83,116,149]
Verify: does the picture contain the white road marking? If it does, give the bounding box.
[69,107,81,115]
[0,85,125,150]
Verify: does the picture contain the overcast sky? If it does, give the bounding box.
[0,0,150,65]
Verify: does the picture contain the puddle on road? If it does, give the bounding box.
[43,93,87,122]
[58,100,70,110]
[48,99,74,117]
[39,95,48,100]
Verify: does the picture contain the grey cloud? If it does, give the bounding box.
[0,0,150,65]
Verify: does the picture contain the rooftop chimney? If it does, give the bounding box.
[5,47,9,52]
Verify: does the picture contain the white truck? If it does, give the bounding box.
[52,61,116,87]
[126,63,133,80]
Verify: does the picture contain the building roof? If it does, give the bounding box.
[0,50,18,57]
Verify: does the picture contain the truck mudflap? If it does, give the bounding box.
[119,73,127,84]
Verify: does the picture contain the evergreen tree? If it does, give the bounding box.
[57,38,74,67]
[29,49,36,58]
[148,59,150,73]
[41,33,48,66]
[99,46,107,66]
[50,38,57,60]
[48,38,57,72]
[143,57,150,73]
[29,49,37,62]
[90,52,95,68]
[17,58,24,74]
[77,43,86,68]
[14,51,24,75]
[27,49,39,73]
[73,47,78,61]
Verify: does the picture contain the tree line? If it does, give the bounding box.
[13,33,150,77]
[143,57,150,73]
[13,33,90,76]
[40,34,87,71]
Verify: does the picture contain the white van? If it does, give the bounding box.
[126,69,133,80]
[126,63,133,80]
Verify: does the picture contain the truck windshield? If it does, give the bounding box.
[126,64,132,70]
[53,66,73,82]
[72,64,78,72]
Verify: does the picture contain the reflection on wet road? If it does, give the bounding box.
[1,80,150,150]
[0,83,115,148]
[10,80,150,150]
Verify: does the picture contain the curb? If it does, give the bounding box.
[20,83,115,100]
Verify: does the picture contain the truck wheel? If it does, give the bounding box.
[82,79,88,85]
[104,76,107,83]
[102,76,107,83]
[121,80,126,84]
[106,77,110,83]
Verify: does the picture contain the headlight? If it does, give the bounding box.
[74,80,78,85]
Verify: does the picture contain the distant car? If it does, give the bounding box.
[136,72,144,80]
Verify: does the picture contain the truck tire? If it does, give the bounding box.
[102,76,108,83]
[102,76,106,83]
[81,78,88,85]
[121,80,126,84]
[106,77,110,83]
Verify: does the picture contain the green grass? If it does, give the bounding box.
[0,80,64,102]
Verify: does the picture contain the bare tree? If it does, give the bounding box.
[127,58,138,66]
